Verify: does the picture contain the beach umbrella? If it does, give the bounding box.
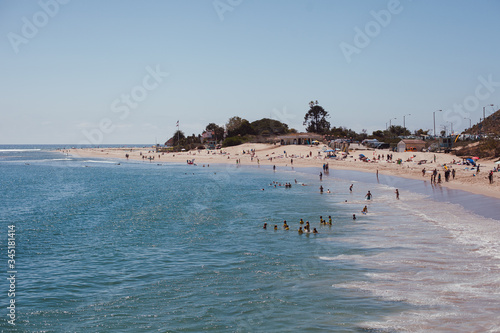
[472,156,479,160]
[359,154,365,157]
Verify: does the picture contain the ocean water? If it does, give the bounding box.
[1,146,500,332]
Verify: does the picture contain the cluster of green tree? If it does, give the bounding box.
[165,101,432,151]
[223,117,291,146]
[166,117,292,150]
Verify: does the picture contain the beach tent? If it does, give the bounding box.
[359,154,365,158]
[466,158,476,166]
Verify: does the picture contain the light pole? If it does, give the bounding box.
[388,117,396,129]
[433,110,442,137]
[403,114,411,131]
[440,124,447,137]
[482,104,495,121]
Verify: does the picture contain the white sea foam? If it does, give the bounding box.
[329,184,500,332]
[0,148,41,152]
[83,160,119,164]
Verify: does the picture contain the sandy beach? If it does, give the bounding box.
[67,143,500,200]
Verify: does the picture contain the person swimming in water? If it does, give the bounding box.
[298,227,303,234]
[274,225,278,230]
[353,214,356,220]
[299,218,304,224]
[362,206,368,214]
[263,223,267,229]
[365,191,372,200]
[328,216,332,225]
[313,228,318,234]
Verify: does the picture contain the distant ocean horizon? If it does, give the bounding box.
[1,146,499,332]
[0,143,156,149]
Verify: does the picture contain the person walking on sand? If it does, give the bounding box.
[489,170,494,184]
[452,169,456,180]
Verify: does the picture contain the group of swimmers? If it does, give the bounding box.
[263,215,339,234]
[262,171,396,234]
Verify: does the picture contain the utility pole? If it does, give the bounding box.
[403,114,411,131]
[433,110,442,137]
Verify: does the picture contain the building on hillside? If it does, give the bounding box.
[397,139,426,152]
[165,138,175,147]
[276,133,323,145]
[156,138,175,152]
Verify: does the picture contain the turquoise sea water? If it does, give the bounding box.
[1,146,500,332]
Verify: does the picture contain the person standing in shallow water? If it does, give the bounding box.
[395,189,399,200]
[365,191,372,200]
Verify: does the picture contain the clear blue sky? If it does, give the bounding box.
[1,0,499,144]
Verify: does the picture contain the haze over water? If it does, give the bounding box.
[1,146,500,332]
